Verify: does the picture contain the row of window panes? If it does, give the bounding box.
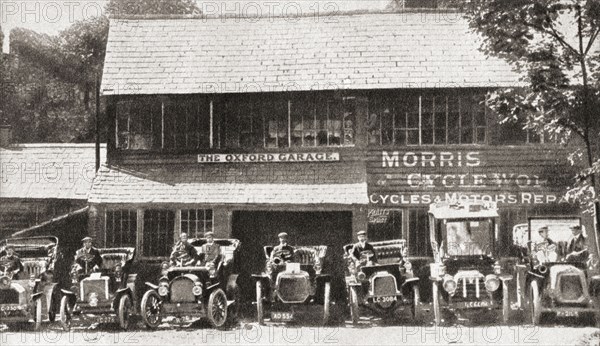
[116,96,357,150]
[105,209,213,258]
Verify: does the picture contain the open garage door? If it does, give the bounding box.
[232,211,352,302]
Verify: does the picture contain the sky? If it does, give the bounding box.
[0,0,390,52]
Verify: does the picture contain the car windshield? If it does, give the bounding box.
[443,219,493,256]
[529,218,582,263]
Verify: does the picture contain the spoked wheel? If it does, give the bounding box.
[530,280,542,325]
[411,285,421,320]
[59,295,72,331]
[501,281,510,324]
[432,282,441,326]
[33,298,42,330]
[256,281,264,325]
[141,290,162,329]
[322,282,331,325]
[118,294,133,330]
[207,288,228,328]
[349,286,360,325]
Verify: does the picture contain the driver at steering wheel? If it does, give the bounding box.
[270,232,295,264]
[0,244,23,277]
[534,226,557,262]
[350,231,378,266]
[170,232,198,267]
[74,237,103,275]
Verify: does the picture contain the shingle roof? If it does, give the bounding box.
[89,165,368,205]
[101,11,522,95]
[0,144,106,200]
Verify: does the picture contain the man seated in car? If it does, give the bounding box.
[565,225,589,262]
[74,237,103,275]
[350,230,378,266]
[170,232,198,267]
[0,244,23,277]
[270,232,295,264]
[200,232,221,267]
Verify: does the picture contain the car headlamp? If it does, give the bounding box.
[314,262,322,275]
[158,283,169,296]
[357,271,367,281]
[28,277,36,288]
[207,263,217,278]
[1,276,11,286]
[493,261,502,275]
[443,274,457,293]
[485,274,500,292]
[192,283,203,296]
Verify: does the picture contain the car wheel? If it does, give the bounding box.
[33,298,42,331]
[141,290,162,329]
[256,281,264,325]
[207,288,228,328]
[502,281,510,324]
[118,294,132,330]
[432,281,441,326]
[323,282,331,325]
[530,280,541,325]
[349,286,359,325]
[411,285,421,320]
[59,295,72,331]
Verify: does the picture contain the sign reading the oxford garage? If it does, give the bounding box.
[369,150,574,206]
[198,152,340,163]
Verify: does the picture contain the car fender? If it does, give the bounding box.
[61,289,76,296]
[31,291,44,300]
[112,287,133,311]
[145,282,159,290]
[316,274,332,284]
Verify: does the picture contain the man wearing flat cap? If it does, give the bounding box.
[271,232,295,263]
[0,244,23,277]
[75,237,103,274]
[170,232,198,266]
[351,231,378,265]
[201,232,221,267]
[566,225,588,262]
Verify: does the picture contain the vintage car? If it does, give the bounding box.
[59,247,137,330]
[428,201,512,325]
[513,217,600,325]
[140,238,241,329]
[253,245,331,325]
[343,239,420,324]
[0,237,61,330]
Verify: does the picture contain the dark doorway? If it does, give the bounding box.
[232,211,353,302]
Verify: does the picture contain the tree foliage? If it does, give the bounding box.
[464,1,600,232]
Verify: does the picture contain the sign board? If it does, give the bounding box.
[198,152,340,163]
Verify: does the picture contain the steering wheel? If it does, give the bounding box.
[534,243,557,263]
[358,250,375,266]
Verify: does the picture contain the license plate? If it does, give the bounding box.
[271,312,294,321]
[556,311,579,317]
[455,300,491,309]
[92,315,116,323]
[373,296,397,303]
[0,305,23,312]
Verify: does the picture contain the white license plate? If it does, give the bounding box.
[556,311,579,317]
[0,305,23,312]
[456,300,491,308]
[373,296,397,303]
[93,315,116,323]
[271,312,294,321]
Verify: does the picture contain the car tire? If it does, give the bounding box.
[349,285,359,325]
[502,281,510,324]
[411,285,421,321]
[140,290,162,329]
[256,281,264,325]
[323,282,331,325]
[432,281,441,326]
[32,298,42,331]
[207,288,228,328]
[530,280,542,325]
[118,294,132,330]
[59,295,72,331]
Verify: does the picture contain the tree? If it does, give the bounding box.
[463,1,600,248]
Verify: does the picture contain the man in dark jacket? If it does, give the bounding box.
[75,237,103,274]
[0,244,23,277]
[201,232,221,267]
[351,231,378,265]
[170,232,198,266]
[270,232,295,263]
[566,225,588,262]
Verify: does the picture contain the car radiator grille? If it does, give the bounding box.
[559,275,584,301]
[0,289,19,304]
[277,277,310,303]
[372,275,397,296]
[82,279,108,302]
[170,278,195,303]
[452,278,484,302]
